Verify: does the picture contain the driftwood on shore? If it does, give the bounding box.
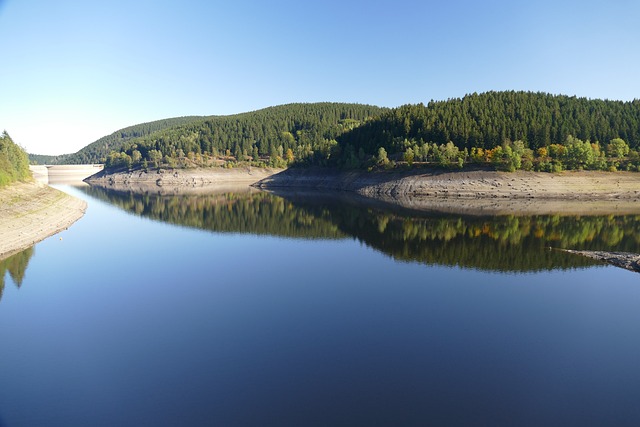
[559,249,640,274]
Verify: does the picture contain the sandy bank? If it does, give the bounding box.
[85,166,283,194]
[0,181,87,260]
[255,168,640,216]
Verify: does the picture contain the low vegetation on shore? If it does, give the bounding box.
[363,135,634,173]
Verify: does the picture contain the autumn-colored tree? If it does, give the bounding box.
[285,148,295,163]
[607,138,629,158]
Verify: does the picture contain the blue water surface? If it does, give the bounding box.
[1,185,639,427]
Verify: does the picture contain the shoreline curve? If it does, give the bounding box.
[86,166,640,216]
[0,181,87,260]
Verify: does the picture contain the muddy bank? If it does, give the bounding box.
[85,166,283,194]
[0,181,87,260]
[255,168,640,216]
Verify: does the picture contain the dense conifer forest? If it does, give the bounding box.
[0,131,30,186]
[102,103,385,169]
[337,91,640,171]
[37,92,640,173]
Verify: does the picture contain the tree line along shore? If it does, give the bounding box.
[33,91,640,176]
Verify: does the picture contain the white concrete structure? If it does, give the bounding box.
[30,164,104,184]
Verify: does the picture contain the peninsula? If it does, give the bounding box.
[78,92,640,211]
[0,132,87,259]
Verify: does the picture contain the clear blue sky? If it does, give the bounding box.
[1,0,639,155]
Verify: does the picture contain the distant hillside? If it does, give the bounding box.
[335,91,640,171]
[29,116,207,165]
[104,103,386,169]
[34,92,640,172]
[339,91,640,152]
[0,131,30,186]
[29,153,69,165]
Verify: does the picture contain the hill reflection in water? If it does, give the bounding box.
[80,186,640,273]
[0,247,35,302]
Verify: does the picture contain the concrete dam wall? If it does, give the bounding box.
[30,164,104,184]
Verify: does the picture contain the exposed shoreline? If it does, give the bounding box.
[559,250,640,274]
[254,167,640,198]
[0,181,87,260]
[257,168,640,215]
[85,166,640,216]
[84,166,283,195]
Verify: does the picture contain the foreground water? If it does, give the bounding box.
[1,185,640,426]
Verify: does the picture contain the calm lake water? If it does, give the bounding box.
[1,184,640,426]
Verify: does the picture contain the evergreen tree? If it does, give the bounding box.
[337,91,640,164]
[104,103,386,169]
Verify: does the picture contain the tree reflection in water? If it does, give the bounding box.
[80,186,640,273]
[0,247,35,301]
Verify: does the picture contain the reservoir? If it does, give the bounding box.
[1,184,640,426]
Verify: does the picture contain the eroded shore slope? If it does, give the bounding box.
[86,166,640,215]
[255,168,640,215]
[0,181,87,259]
[85,166,283,194]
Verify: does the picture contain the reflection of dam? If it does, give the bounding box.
[30,164,104,184]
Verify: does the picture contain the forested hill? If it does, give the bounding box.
[0,131,30,186]
[337,91,640,158]
[35,92,640,171]
[29,116,207,165]
[99,93,640,172]
[103,103,386,169]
